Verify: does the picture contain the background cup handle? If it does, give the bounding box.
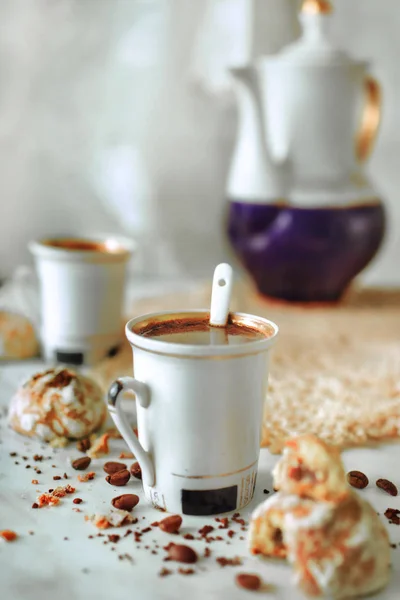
[108,377,155,486]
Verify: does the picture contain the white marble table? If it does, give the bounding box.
[1,361,400,600]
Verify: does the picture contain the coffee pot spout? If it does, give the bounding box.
[227,66,288,201]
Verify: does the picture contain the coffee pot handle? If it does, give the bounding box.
[108,377,155,486]
[356,76,382,162]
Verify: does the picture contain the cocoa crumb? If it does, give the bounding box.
[108,534,120,543]
[199,525,214,537]
[33,455,43,462]
[216,556,243,567]
[9,452,17,457]
[35,469,42,474]
[32,503,39,509]
[216,517,229,529]
[141,527,152,533]
[204,547,211,558]
[63,473,68,479]
[178,568,195,575]
[78,471,95,482]
[184,534,194,540]
[25,465,31,469]
[73,498,83,504]
[151,522,160,527]
[31,480,39,485]
[159,568,172,577]
[227,530,235,538]
[53,476,61,481]
[0,530,17,542]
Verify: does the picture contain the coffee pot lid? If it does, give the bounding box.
[268,0,357,68]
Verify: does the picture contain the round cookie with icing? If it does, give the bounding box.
[273,434,349,503]
[285,494,390,599]
[8,367,106,441]
[0,311,39,359]
[249,492,390,599]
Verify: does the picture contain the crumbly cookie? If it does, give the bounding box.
[0,311,39,359]
[249,492,390,599]
[8,367,106,441]
[273,435,349,503]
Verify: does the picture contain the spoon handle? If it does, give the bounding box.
[209,263,233,327]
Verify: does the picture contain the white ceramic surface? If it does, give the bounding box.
[29,236,134,366]
[108,310,278,515]
[1,361,400,600]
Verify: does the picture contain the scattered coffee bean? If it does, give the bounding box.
[103,461,127,475]
[347,470,369,489]
[384,508,400,525]
[376,479,398,496]
[168,544,198,564]
[71,456,91,471]
[130,462,142,479]
[105,469,131,487]
[76,438,91,453]
[73,498,83,504]
[111,494,139,512]
[159,515,182,534]
[235,573,261,591]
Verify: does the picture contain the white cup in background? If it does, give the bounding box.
[29,235,135,366]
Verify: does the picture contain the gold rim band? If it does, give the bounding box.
[356,76,382,162]
[129,341,268,360]
[171,459,258,480]
[301,0,332,15]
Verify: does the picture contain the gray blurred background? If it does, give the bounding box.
[0,0,398,285]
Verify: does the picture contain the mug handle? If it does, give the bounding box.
[108,377,155,486]
[355,75,382,162]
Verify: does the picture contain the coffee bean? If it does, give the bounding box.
[130,462,142,480]
[159,515,182,534]
[103,462,127,475]
[235,573,261,591]
[111,494,139,511]
[168,544,198,564]
[347,470,369,489]
[106,469,131,487]
[76,438,91,453]
[376,479,398,496]
[71,456,91,471]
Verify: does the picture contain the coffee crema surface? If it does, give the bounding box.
[138,315,271,346]
[42,238,126,254]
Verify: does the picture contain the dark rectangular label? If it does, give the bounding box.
[56,350,84,365]
[181,485,238,516]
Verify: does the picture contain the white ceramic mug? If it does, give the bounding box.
[108,310,278,515]
[29,235,135,366]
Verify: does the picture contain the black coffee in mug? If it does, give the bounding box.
[137,314,272,346]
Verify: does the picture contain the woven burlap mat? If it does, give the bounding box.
[93,283,400,453]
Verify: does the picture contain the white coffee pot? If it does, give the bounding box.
[227,0,382,206]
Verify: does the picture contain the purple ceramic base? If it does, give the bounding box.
[227,200,385,303]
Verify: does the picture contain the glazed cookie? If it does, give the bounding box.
[273,434,349,503]
[8,367,106,442]
[285,494,390,599]
[0,311,39,359]
[249,492,390,599]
